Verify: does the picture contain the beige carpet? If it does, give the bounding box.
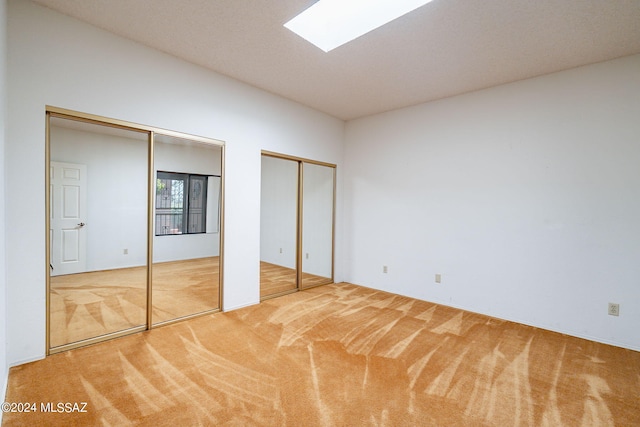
[5,283,640,426]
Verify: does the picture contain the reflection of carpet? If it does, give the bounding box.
[8,283,639,425]
[49,257,220,348]
[260,261,332,298]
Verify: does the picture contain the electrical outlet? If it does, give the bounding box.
[435,274,441,284]
[306,253,309,259]
[383,266,388,274]
[123,249,128,255]
[608,303,619,317]
[279,248,283,254]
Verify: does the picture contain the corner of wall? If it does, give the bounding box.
[0,0,9,411]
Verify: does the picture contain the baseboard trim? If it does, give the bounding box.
[9,354,46,368]
[223,300,259,312]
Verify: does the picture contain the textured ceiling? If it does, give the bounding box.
[31,0,640,120]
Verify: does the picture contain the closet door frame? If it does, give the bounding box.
[260,151,336,300]
[45,106,225,354]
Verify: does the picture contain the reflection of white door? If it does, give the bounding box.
[50,162,87,276]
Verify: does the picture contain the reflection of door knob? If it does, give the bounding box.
[78,222,86,227]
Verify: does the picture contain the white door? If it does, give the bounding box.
[50,161,87,276]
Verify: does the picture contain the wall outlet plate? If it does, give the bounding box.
[608,303,620,316]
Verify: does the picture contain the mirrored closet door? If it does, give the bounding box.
[260,152,335,299]
[48,116,149,349]
[47,108,224,353]
[152,134,222,325]
[301,162,335,289]
[260,155,300,298]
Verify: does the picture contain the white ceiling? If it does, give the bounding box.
[31,0,640,120]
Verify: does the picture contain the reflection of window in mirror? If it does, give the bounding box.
[155,171,219,236]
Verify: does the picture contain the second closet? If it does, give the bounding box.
[260,152,336,299]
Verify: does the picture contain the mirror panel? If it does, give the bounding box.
[301,163,335,288]
[152,134,221,324]
[260,156,299,298]
[49,117,148,348]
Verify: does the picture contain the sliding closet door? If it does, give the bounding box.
[260,152,336,298]
[152,134,222,324]
[301,163,335,288]
[260,155,299,298]
[48,116,149,350]
[47,108,226,353]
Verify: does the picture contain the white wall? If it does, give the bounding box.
[344,54,640,351]
[0,0,8,409]
[6,0,344,366]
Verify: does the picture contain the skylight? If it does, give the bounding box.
[284,0,434,52]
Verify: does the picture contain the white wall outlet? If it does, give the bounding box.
[383,265,388,274]
[435,274,441,283]
[123,248,128,255]
[279,248,283,254]
[608,303,619,316]
[306,253,309,259]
